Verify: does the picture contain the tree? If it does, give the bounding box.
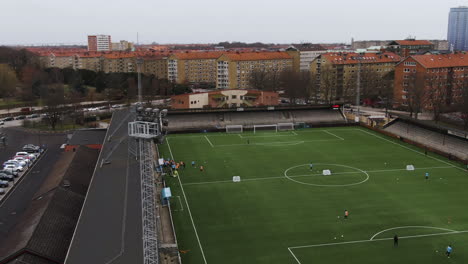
[426,78,448,123]
[249,69,269,91]
[319,64,336,104]
[280,70,310,104]
[456,78,468,130]
[43,84,65,130]
[380,70,395,116]
[406,71,426,119]
[0,64,17,98]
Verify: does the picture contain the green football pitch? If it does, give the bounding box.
[159,126,468,264]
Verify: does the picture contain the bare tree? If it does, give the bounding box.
[456,78,468,130]
[406,71,426,119]
[426,78,448,123]
[43,84,65,130]
[280,70,310,104]
[319,64,336,104]
[249,68,269,91]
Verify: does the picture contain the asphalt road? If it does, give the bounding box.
[0,128,67,243]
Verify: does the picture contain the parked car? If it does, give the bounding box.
[15,115,26,120]
[23,144,42,153]
[0,121,4,125]
[0,180,8,188]
[4,160,27,168]
[15,152,36,161]
[4,164,22,172]
[0,188,5,195]
[0,173,14,182]
[2,117,13,121]
[12,157,29,166]
[0,169,18,177]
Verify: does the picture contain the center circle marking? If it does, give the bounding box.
[283,163,370,187]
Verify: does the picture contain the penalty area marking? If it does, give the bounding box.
[323,130,345,140]
[288,229,468,264]
[284,164,370,187]
[204,135,214,148]
[173,196,184,212]
[370,226,458,240]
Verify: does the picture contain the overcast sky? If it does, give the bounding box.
[2,0,468,45]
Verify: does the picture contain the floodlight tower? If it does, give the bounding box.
[128,106,169,264]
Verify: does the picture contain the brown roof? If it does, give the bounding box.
[322,52,401,65]
[392,40,433,46]
[411,54,468,68]
[222,51,292,61]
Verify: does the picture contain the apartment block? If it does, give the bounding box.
[216,51,293,89]
[88,35,112,52]
[171,89,279,109]
[142,54,169,79]
[167,52,224,85]
[394,53,467,109]
[310,52,401,102]
[288,44,328,71]
[102,52,136,73]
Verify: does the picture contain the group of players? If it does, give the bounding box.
[161,159,204,177]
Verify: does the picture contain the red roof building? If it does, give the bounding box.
[394,53,467,111]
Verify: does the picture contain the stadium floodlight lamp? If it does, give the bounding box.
[161,109,168,117]
[136,106,144,115]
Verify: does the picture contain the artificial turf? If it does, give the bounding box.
[159,126,468,264]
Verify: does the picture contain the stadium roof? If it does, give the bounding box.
[65,109,144,264]
[67,129,107,146]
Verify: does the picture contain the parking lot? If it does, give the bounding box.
[0,128,67,241]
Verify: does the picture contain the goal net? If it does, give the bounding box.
[253,124,278,133]
[226,125,243,133]
[277,123,294,131]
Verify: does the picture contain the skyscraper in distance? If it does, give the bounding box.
[448,7,468,51]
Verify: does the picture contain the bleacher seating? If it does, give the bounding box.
[167,109,346,131]
[385,121,468,160]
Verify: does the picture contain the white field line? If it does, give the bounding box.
[288,230,468,250]
[323,130,345,140]
[166,138,208,264]
[357,129,466,172]
[214,139,340,147]
[238,133,296,138]
[238,134,243,139]
[292,131,299,136]
[370,226,458,240]
[204,135,214,148]
[288,247,302,264]
[183,166,456,186]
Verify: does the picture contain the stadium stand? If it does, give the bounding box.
[167,108,346,131]
[0,146,99,264]
[385,120,468,160]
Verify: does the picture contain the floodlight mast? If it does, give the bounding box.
[137,58,144,103]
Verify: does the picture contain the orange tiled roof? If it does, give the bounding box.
[393,40,433,46]
[222,51,292,61]
[411,53,468,68]
[172,51,225,60]
[322,52,401,65]
[102,52,136,59]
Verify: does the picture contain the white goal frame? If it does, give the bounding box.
[277,123,294,131]
[226,125,243,133]
[253,124,278,133]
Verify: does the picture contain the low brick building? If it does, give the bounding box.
[171,89,279,109]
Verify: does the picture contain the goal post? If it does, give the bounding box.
[253,124,278,134]
[226,125,243,133]
[277,123,294,131]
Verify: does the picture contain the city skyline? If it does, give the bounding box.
[2,0,468,45]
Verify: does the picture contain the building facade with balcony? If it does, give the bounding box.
[166,52,224,85]
[310,52,401,103]
[216,51,293,89]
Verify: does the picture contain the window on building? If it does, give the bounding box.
[232,95,237,99]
